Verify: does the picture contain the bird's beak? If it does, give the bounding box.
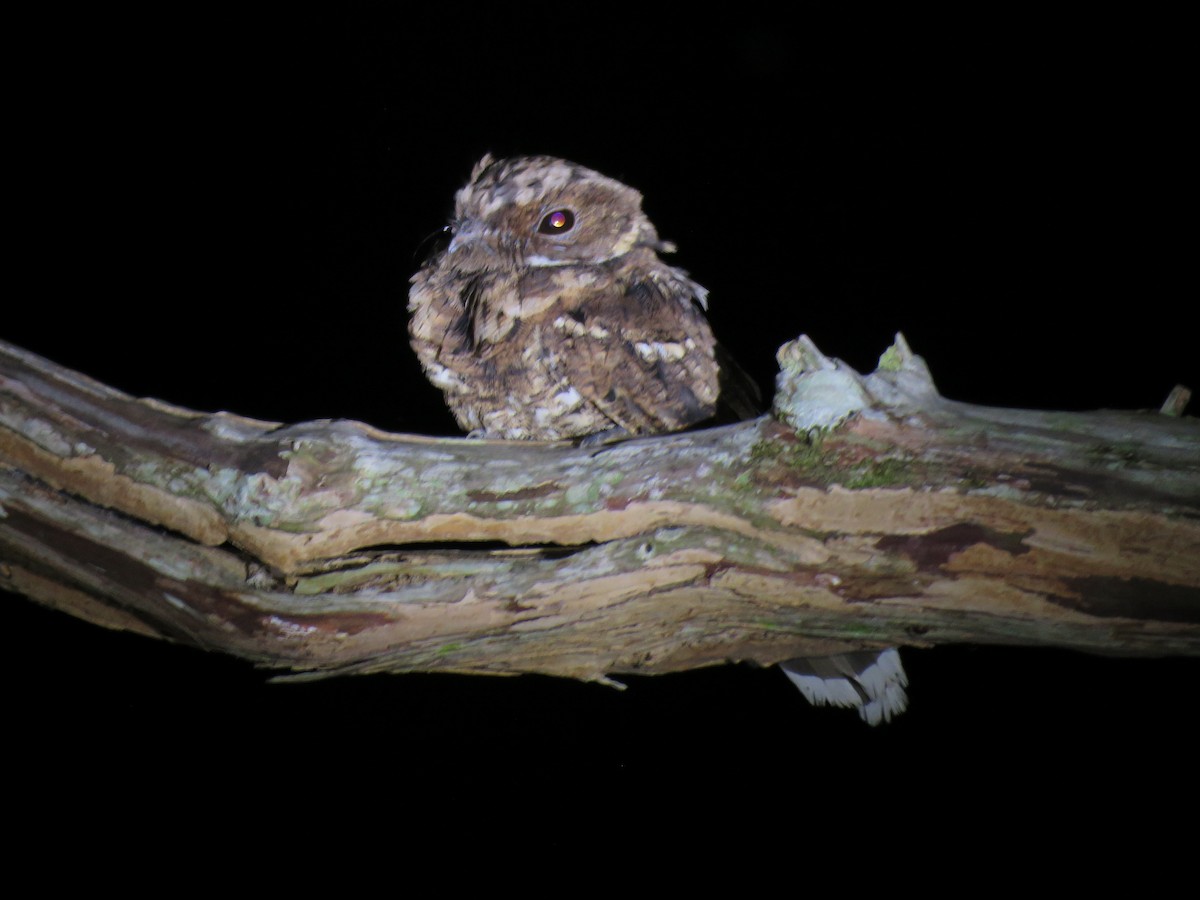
[447,222,480,256]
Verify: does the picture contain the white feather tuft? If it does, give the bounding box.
[780,648,909,726]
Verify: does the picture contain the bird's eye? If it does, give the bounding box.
[537,209,575,234]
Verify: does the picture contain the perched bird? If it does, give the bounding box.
[409,153,734,440]
[408,154,907,723]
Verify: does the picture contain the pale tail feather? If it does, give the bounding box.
[780,649,909,726]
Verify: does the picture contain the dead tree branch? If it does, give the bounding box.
[2,335,1197,684]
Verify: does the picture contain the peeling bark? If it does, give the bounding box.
[2,334,1197,686]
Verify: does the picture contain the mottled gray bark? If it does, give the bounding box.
[2,335,1197,685]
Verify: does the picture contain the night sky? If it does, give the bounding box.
[5,11,1195,844]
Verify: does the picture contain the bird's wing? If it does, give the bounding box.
[780,649,910,726]
[540,266,721,435]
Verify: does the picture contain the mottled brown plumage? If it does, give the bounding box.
[408,154,730,440]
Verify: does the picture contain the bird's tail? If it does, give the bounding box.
[780,649,909,726]
[714,341,763,422]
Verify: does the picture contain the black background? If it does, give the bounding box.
[4,10,1196,850]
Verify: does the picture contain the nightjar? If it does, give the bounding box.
[408,153,754,440]
[407,154,907,724]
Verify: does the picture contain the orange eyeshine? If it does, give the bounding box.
[538,209,575,234]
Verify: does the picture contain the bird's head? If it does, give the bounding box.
[443,154,675,272]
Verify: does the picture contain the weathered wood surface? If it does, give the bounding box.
[2,335,1197,684]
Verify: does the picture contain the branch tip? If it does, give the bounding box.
[1161,385,1192,418]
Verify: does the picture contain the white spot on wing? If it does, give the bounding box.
[634,341,686,363]
[554,387,583,408]
[428,364,465,391]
